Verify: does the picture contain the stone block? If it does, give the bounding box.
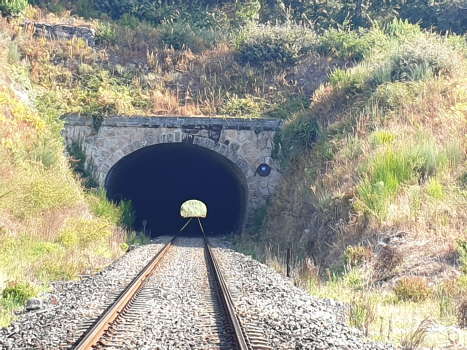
[98,173,106,185]
[121,145,130,155]
[110,152,122,164]
[118,135,131,147]
[204,139,215,150]
[174,130,182,142]
[105,129,116,138]
[132,140,141,150]
[199,130,209,138]
[235,157,251,174]
[147,135,156,145]
[199,137,208,148]
[217,143,227,155]
[225,149,237,162]
[237,130,252,143]
[84,136,94,145]
[100,163,110,174]
[127,142,136,153]
[222,129,237,140]
[132,131,145,142]
[229,141,240,152]
[99,148,111,158]
[115,149,125,159]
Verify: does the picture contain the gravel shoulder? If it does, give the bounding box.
[0,236,172,350]
[0,236,394,349]
[209,238,394,350]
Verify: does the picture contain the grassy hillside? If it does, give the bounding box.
[237,21,467,346]
[1,0,467,346]
[0,17,132,326]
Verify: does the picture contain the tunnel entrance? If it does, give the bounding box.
[105,143,249,237]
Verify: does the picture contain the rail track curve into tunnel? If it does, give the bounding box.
[72,218,271,350]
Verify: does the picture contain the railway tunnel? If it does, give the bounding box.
[105,142,249,237]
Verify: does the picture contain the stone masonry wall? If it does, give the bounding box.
[24,21,95,47]
[63,116,283,216]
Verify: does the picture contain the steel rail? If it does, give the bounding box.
[73,236,177,349]
[199,219,250,350]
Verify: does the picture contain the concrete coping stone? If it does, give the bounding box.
[63,114,283,131]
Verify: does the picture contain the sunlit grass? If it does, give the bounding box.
[180,199,207,218]
[306,279,467,347]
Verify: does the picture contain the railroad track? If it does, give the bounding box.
[72,224,255,349]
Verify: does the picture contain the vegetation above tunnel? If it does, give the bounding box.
[1,0,467,345]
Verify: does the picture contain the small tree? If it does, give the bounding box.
[0,0,29,17]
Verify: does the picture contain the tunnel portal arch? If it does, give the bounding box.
[63,116,282,234]
[105,142,249,236]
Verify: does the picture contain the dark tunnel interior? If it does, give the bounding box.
[105,142,249,237]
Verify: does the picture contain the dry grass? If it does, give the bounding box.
[0,15,128,327]
[232,23,467,348]
[1,9,336,119]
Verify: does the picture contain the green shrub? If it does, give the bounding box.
[7,42,20,64]
[31,134,60,169]
[27,173,81,213]
[384,18,421,38]
[94,0,134,19]
[343,268,364,289]
[347,293,376,336]
[329,27,463,97]
[2,281,37,305]
[457,239,467,274]
[413,131,442,178]
[76,0,95,19]
[126,231,151,246]
[426,178,444,200]
[157,21,212,52]
[235,22,316,65]
[265,96,310,119]
[282,118,320,152]
[358,131,445,218]
[0,0,28,17]
[393,277,433,302]
[221,95,266,118]
[86,189,122,225]
[369,130,397,146]
[95,22,118,45]
[59,217,112,248]
[329,63,373,92]
[388,33,460,83]
[317,28,386,61]
[436,281,457,319]
[119,13,140,29]
[372,81,420,109]
[444,139,463,167]
[119,199,135,229]
[358,147,415,216]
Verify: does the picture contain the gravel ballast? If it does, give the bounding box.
[0,236,394,349]
[0,236,172,349]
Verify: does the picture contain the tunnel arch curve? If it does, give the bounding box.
[98,131,257,190]
[63,115,282,233]
[105,142,250,235]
